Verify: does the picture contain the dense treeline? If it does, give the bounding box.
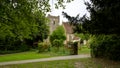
[90,34,120,61]
[82,0,120,34]
[0,0,49,53]
[0,0,74,54]
[83,0,120,61]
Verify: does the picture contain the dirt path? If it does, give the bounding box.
[0,54,90,66]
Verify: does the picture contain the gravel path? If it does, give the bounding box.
[0,54,90,66]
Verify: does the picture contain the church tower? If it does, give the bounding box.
[47,14,60,34]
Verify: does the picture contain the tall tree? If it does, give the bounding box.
[81,0,120,61]
[0,0,49,51]
[82,0,120,34]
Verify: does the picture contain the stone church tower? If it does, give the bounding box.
[47,14,60,34]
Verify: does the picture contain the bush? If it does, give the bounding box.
[53,39,63,46]
[38,41,50,53]
[0,40,30,54]
[67,41,78,55]
[50,46,70,56]
[90,34,120,61]
[50,26,66,47]
[75,33,90,40]
[19,43,29,51]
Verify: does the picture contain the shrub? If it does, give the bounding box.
[38,41,50,53]
[19,43,29,51]
[50,26,66,47]
[75,33,90,40]
[90,34,120,61]
[53,39,63,47]
[67,41,78,55]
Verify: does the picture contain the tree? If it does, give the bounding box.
[81,0,120,34]
[62,12,82,25]
[0,0,49,52]
[50,26,66,47]
[52,39,62,50]
[81,0,120,61]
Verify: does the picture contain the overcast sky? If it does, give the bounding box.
[48,0,90,24]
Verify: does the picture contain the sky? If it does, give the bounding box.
[48,0,90,24]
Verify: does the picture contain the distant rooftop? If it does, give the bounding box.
[63,22,73,34]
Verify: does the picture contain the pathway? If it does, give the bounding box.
[0,54,90,66]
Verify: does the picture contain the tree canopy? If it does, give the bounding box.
[0,0,48,52]
[82,0,120,61]
[82,0,120,34]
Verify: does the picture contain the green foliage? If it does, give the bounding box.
[18,43,29,51]
[62,0,120,34]
[75,33,90,40]
[62,1,120,61]
[38,42,44,53]
[81,0,120,34]
[62,12,83,33]
[0,0,74,53]
[78,45,90,54]
[66,41,78,55]
[50,26,66,47]
[50,46,70,55]
[38,41,50,53]
[0,0,49,52]
[51,39,66,52]
[62,12,81,25]
[90,35,120,61]
[52,39,62,47]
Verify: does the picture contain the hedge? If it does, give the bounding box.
[90,34,120,61]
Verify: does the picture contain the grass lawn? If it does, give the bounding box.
[0,50,69,62]
[1,58,120,68]
[0,47,71,62]
[0,46,90,62]
[0,46,120,68]
[78,45,90,54]
[0,51,53,62]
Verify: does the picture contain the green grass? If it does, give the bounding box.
[1,58,120,68]
[0,46,90,62]
[78,45,90,54]
[0,46,119,68]
[0,51,53,62]
[0,47,70,62]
